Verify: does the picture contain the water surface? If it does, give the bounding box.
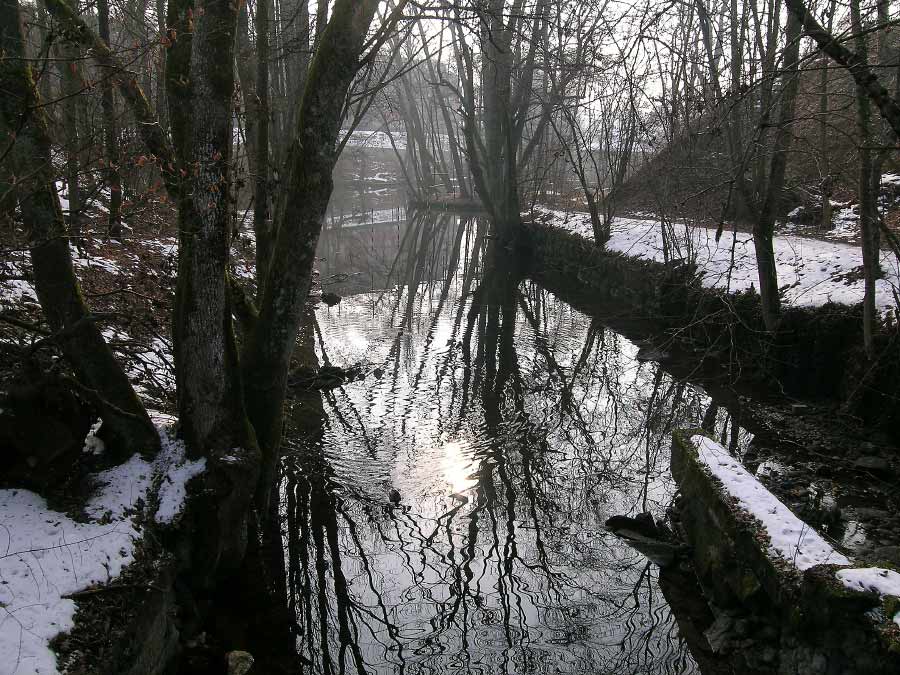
[278,212,747,674]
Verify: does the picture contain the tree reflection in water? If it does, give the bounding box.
[279,212,750,674]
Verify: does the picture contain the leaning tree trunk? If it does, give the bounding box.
[0,0,159,460]
[784,0,900,141]
[242,0,382,507]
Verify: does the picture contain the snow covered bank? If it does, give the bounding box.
[690,435,850,571]
[672,431,900,673]
[0,429,203,675]
[535,209,900,312]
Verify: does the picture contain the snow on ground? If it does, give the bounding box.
[836,567,900,627]
[829,205,860,241]
[332,207,407,229]
[342,129,407,150]
[690,435,851,571]
[70,245,122,276]
[538,209,900,312]
[0,428,203,675]
[0,255,37,312]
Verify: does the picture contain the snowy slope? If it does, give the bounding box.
[537,209,900,312]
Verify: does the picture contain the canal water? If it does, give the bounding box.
[277,210,748,674]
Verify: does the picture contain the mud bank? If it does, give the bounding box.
[521,221,900,439]
[671,430,900,674]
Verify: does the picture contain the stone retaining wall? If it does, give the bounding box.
[521,221,900,438]
[671,430,900,674]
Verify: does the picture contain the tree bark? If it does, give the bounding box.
[850,0,877,356]
[97,0,123,238]
[174,0,255,458]
[254,0,272,290]
[817,0,837,230]
[57,22,84,244]
[172,0,261,581]
[754,9,802,332]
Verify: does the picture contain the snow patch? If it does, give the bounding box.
[154,434,205,525]
[70,246,121,275]
[690,434,850,571]
[82,419,105,456]
[0,427,202,674]
[836,567,900,596]
[837,567,900,628]
[0,256,37,312]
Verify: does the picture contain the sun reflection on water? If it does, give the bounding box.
[440,440,477,493]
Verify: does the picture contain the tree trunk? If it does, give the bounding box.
[172,0,261,581]
[818,0,837,230]
[236,0,260,226]
[851,0,878,356]
[0,0,159,460]
[165,0,192,170]
[97,0,123,238]
[57,25,83,245]
[243,0,381,507]
[155,0,169,132]
[254,0,272,291]
[754,9,802,332]
[174,0,255,458]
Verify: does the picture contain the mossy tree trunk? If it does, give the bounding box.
[0,0,159,460]
[169,0,262,582]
